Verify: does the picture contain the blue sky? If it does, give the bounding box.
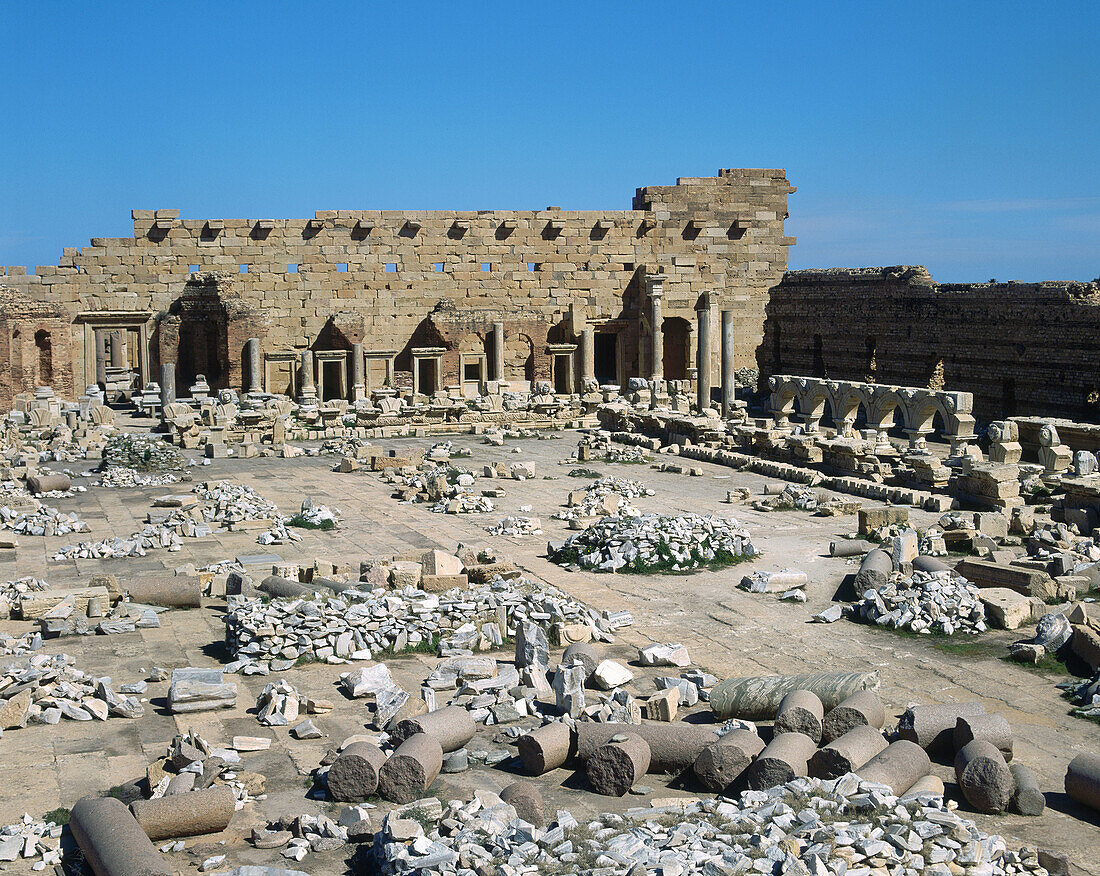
[1,2,1097,282]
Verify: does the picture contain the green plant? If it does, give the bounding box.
[43,808,70,826]
[568,468,602,478]
[287,514,335,531]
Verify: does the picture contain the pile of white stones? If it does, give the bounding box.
[553,477,653,522]
[0,578,49,620]
[192,480,281,525]
[0,651,144,730]
[53,526,184,559]
[485,515,543,537]
[367,776,1044,876]
[100,433,184,472]
[222,576,617,672]
[848,569,987,635]
[94,466,182,488]
[53,479,282,559]
[0,631,43,657]
[0,815,63,868]
[555,513,757,573]
[752,484,819,512]
[432,494,494,514]
[0,499,88,536]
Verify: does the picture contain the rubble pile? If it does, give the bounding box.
[0,577,49,619]
[94,466,182,488]
[222,576,628,672]
[0,815,63,868]
[192,480,281,526]
[0,651,144,728]
[485,515,543,537]
[553,513,757,573]
[752,484,820,512]
[146,729,265,810]
[366,777,1044,876]
[1061,669,1100,719]
[553,477,653,522]
[53,479,284,559]
[849,570,987,635]
[576,433,651,464]
[100,434,185,472]
[0,498,88,536]
[432,494,494,514]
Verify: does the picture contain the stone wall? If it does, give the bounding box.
[758,267,1100,423]
[0,168,794,404]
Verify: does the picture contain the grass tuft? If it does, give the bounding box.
[288,514,336,531]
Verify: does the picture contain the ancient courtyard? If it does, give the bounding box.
[1,6,1098,873]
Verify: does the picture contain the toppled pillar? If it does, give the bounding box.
[897,702,985,758]
[391,705,475,753]
[327,742,388,802]
[518,722,575,775]
[809,725,888,779]
[1065,752,1100,812]
[821,691,886,744]
[692,730,765,792]
[709,671,879,720]
[70,796,172,876]
[500,781,546,827]
[954,740,1014,813]
[129,786,235,841]
[586,733,651,796]
[378,733,443,804]
[856,740,931,796]
[745,732,816,790]
[773,690,823,742]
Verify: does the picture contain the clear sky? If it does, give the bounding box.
[1,2,1097,283]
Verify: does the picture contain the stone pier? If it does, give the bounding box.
[696,293,713,412]
[160,362,176,407]
[721,310,735,417]
[350,343,365,400]
[299,350,317,403]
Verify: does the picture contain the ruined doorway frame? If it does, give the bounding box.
[593,331,619,386]
[76,312,151,391]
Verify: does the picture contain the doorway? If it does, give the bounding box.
[594,332,618,385]
[417,358,438,395]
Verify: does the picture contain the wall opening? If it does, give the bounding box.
[417,358,437,395]
[1002,378,1017,417]
[661,317,690,380]
[553,354,571,393]
[321,360,344,401]
[812,334,825,378]
[34,330,52,384]
[594,332,618,385]
[865,337,877,382]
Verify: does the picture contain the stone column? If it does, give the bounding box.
[160,362,176,407]
[721,310,736,417]
[94,331,108,385]
[579,327,595,389]
[647,275,664,379]
[411,357,419,396]
[299,350,317,402]
[245,338,262,393]
[109,330,126,368]
[696,293,713,412]
[492,322,505,383]
[350,343,365,400]
[384,357,395,388]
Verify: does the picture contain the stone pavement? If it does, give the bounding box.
[1,427,1097,873]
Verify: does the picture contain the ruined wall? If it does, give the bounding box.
[0,291,75,407]
[0,168,794,399]
[758,267,1100,423]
